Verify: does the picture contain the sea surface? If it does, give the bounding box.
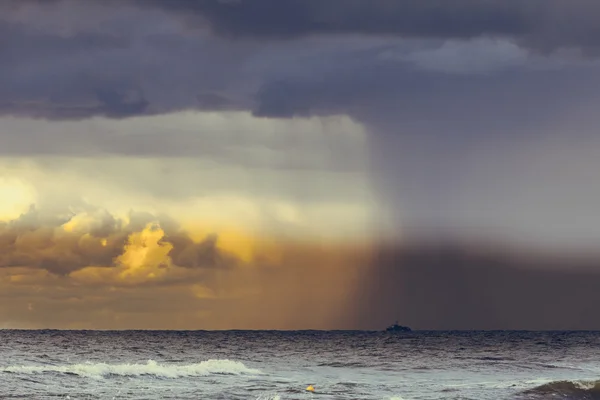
[1,330,600,399]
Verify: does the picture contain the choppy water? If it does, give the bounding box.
[2,330,600,399]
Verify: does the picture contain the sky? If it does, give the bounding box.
[1,0,600,330]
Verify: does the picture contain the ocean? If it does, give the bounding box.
[1,330,600,399]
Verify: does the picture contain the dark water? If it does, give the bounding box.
[1,330,600,399]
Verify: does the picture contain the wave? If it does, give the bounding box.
[1,359,262,379]
[317,361,369,368]
[522,379,600,399]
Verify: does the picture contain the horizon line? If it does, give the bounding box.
[2,328,600,333]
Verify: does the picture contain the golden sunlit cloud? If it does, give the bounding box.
[0,206,373,330]
[0,111,379,329]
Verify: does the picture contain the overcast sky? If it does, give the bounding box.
[1,0,600,329]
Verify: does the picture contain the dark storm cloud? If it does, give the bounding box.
[0,3,256,121]
[149,0,600,53]
[0,0,599,122]
[353,241,600,330]
[0,14,250,119]
[8,0,600,53]
[253,63,600,120]
[0,19,150,119]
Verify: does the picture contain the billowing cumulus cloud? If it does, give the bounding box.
[0,205,236,275]
[0,203,373,329]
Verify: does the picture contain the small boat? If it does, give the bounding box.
[385,321,411,332]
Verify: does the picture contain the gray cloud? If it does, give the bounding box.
[0,18,149,119]
[8,0,600,54]
[254,61,600,120]
[0,2,258,120]
[147,0,512,39]
[146,0,600,53]
[1,0,599,122]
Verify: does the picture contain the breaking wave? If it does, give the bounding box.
[1,359,262,379]
[522,379,600,399]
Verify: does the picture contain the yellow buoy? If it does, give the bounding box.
[306,385,315,392]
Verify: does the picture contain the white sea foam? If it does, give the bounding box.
[255,395,281,400]
[2,359,262,379]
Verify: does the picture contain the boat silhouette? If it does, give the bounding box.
[385,321,412,332]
